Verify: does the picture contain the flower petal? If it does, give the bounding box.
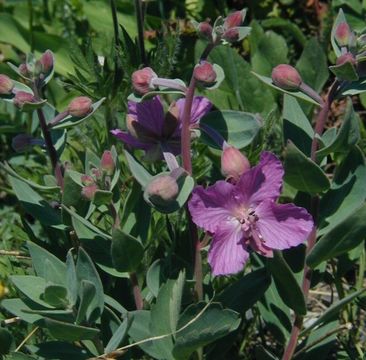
[208,220,249,276]
[111,129,151,150]
[255,200,314,250]
[188,181,235,233]
[128,96,164,136]
[235,151,284,206]
[176,96,212,125]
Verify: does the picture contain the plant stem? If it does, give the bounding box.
[129,272,143,310]
[28,0,34,52]
[134,0,147,66]
[282,80,340,360]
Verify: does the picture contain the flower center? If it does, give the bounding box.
[236,207,259,234]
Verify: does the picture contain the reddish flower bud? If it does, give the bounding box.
[197,22,213,41]
[0,74,14,95]
[81,175,95,186]
[18,64,31,78]
[336,52,356,66]
[40,50,54,74]
[271,64,302,90]
[13,91,36,108]
[146,175,179,205]
[335,22,351,47]
[101,150,115,175]
[68,96,93,117]
[194,61,217,84]
[82,184,98,200]
[221,145,250,182]
[132,67,157,95]
[224,11,244,29]
[92,168,102,179]
[222,28,239,43]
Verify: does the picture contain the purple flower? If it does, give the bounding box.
[111,96,211,160]
[188,152,314,276]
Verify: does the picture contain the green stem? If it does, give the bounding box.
[28,0,34,52]
[134,0,147,66]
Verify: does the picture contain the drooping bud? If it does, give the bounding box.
[193,61,217,85]
[224,11,244,29]
[131,67,157,95]
[197,22,213,41]
[13,91,36,109]
[39,50,54,74]
[336,52,356,66]
[221,145,250,182]
[222,28,240,43]
[0,74,14,95]
[146,175,179,206]
[271,64,302,91]
[81,174,95,186]
[335,22,351,47]
[82,184,98,200]
[100,150,115,175]
[68,96,93,117]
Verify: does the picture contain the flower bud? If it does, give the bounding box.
[81,175,95,186]
[197,22,213,41]
[92,168,103,179]
[101,150,115,175]
[224,11,244,29]
[18,63,31,78]
[336,52,356,66]
[271,64,302,90]
[40,50,54,74]
[13,91,36,109]
[132,67,157,95]
[0,74,14,95]
[194,61,217,85]
[335,22,351,47]
[146,175,179,205]
[221,145,250,181]
[68,96,93,117]
[82,184,98,200]
[222,28,239,43]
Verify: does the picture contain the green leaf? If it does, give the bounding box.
[302,288,366,334]
[329,61,359,81]
[93,189,113,206]
[173,303,241,360]
[4,353,37,360]
[27,241,67,286]
[282,95,313,156]
[42,318,99,341]
[76,280,97,324]
[307,203,366,268]
[124,150,153,188]
[52,98,106,130]
[43,285,69,308]
[331,9,348,57]
[316,99,360,161]
[0,328,13,355]
[66,250,78,305]
[217,268,271,313]
[149,272,186,360]
[8,176,63,228]
[75,248,104,323]
[27,341,91,360]
[284,141,330,193]
[105,315,133,353]
[268,252,306,315]
[111,229,144,273]
[146,259,164,298]
[252,72,321,106]
[200,110,262,150]
[1,298,44,324]
[254,346,279,360]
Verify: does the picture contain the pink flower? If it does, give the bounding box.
[188,152,313,276]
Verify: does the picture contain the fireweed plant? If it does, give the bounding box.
[0,6,366,360]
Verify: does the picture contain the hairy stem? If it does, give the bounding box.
[134,0,147,66]
[282,80,340,360]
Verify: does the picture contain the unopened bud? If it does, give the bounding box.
[18,63,31,78]
[194,61,217,85]
[224,11,244,29]
[0,74,14,95]
[13,91,36,109]
[146,175,179,205]
[101,150,115,175]
[132,67,157,95]
[197,22,213,41]
[92,168,102,179]
[40,50,54,74]
[221,145,250,181]
[336,52,356,66]
[82,184,98,200]
[68,96,93,117]
[271,64,302,90]
[81,175,95,186]
[222,28,239,43]
[335,22,351,47]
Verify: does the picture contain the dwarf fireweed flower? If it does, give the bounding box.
[188,152,314,276]
[111,96,211,160]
